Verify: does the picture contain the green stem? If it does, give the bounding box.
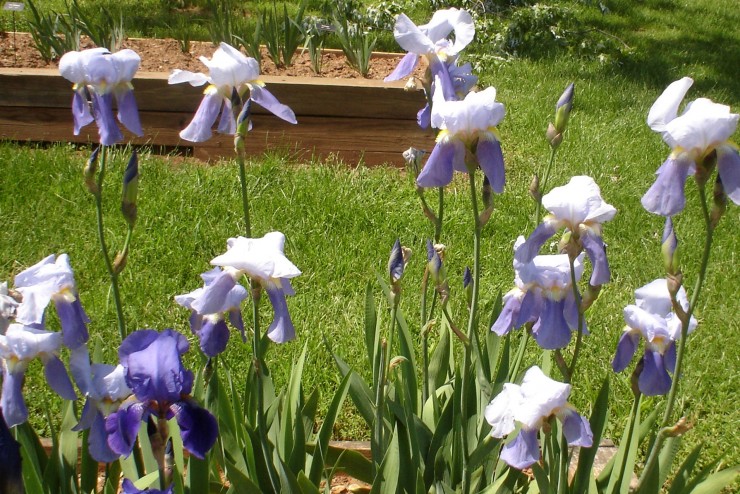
[373,339,388,475]
[238,159,252,238]
[510,327,529,381]
[637,183,715,488]
[94,146,126,339]
[421,271,430,405]
[460,170,482,494]
[435,186,444,243]
[566,253,585,383]
[534,147,557,222]
[251,284,280,493]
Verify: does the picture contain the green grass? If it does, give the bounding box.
[0,0,739,487]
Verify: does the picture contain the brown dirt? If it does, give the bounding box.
[0,31,411,80]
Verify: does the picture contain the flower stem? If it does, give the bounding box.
[637,183,715,489]
[460,169,482,494]
[251,282,280,493]
[238,159,252,238]
[566,253,585,383]
[93,146,126,340]
[534,147,557,222]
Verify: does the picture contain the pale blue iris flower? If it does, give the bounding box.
[485,366,593,469]
[169,42,297,142]
[0,323,76,427]
[643,77,740,216]
[612,279,697,396]
[492,236,585,350]
[209,232,301,343]
[417,83,506,189]
[59,48,143,145]
[515,176,616,286]
[13,254,89,350]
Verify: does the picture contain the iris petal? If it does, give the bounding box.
[562,410,593,447]
[476,138,505,193]
[417,141,455,187]
[1,370,28,428]
[249,85,297,124]
[384,52,418,82]
[264,282,296,343]
[612,331,639,372]
[105,401,147,457]
[639,349,672,396]
[641,156,692,216]
[581,232,611,286]
[532,298,572,350]
[501,429,540,470]
[179,91,224,142]
[717,145,740,205]
[172,399,218,459]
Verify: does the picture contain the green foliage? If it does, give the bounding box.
[25,0,81,61]
[259,0,307,67]
[331,9,377,77]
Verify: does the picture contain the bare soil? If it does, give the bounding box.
[0,31,410,80]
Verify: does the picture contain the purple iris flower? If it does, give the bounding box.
[611,279,697,396]
[417,82,506,190]
[209,232,301,344]
[104,329,217,459]
[59,48,143,146]
[175,268,248,357]
[13,254,90,350]
[0,323,77,427]
[642,77,740,216]
[485,366,593,469]
[492,236,585,350]
[121,479,174,494]
[385,9,475,102]
[515,176,616,286]
[72,356,132,462]
[168,42,297,142]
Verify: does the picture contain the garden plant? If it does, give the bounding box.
[0,1,739,494]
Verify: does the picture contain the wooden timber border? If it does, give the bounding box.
[0,67,430,166]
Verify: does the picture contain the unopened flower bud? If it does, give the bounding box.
[389,355,408,372]
[554,82,574,133]
[529,174,541,203]
[546,122,563,149]
[482,175,493,210]
[83,146,100,194]
[665,417,692,437]
[581,283,602,312]
[388,238,405,284]
[661,217,679,275]
[463,267,473,307]
[121,150,139,226]
[710,174,727,228]
[113,251,127,274]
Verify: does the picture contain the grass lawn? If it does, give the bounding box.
[0,0,738,485]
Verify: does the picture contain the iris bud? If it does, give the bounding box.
[121,150,139,226]
[554,83,574,133]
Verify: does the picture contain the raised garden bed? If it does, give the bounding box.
[0,36,429,166]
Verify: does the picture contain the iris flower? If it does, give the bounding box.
[385,8,474,101]
[168,42,297,142]
[485,366,593,469]
[210,232,301,343]
[13,254,89,350]
[73,362,132,462]
[417,84,506,189]
[59,48,143,145]
[1,323,76,427]
[175,268,248,357]
[105,329,217,459]
[492,237,585,350]
[515,176,616,286]
[643,77,740,216]
[612,279,697,396]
